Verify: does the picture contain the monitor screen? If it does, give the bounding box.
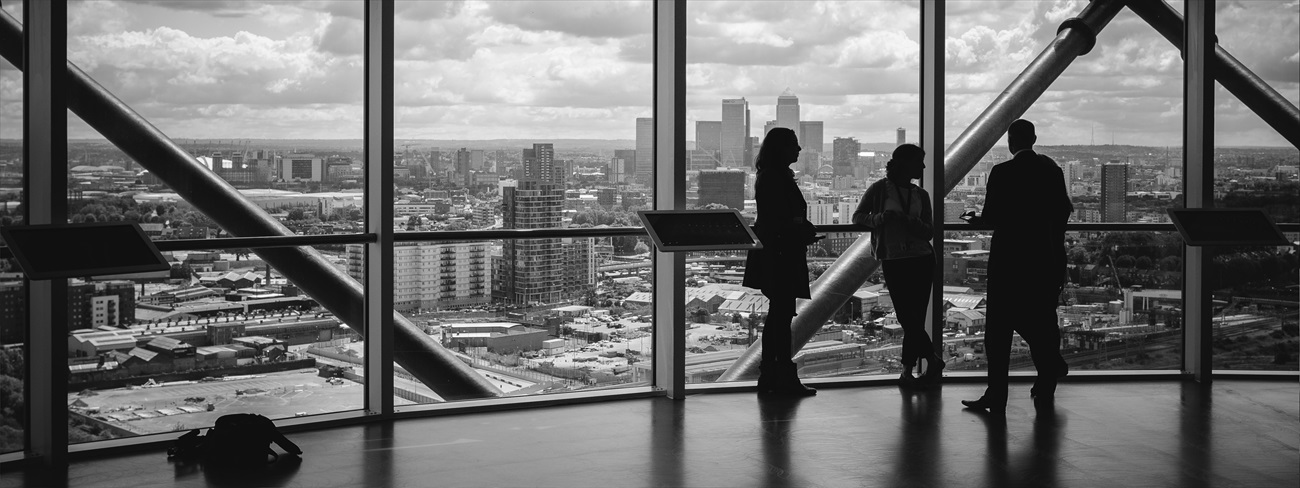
[1,223,171,280]
[1167,209,1291,246]
[637,209,761,252]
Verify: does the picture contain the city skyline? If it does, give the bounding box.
[0,1,1295,147]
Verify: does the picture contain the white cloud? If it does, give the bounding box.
[27,0,1296,148]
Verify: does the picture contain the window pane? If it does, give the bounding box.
[944,2,1184,224]
[687,1,920,209]
[65,0,365,238]
[386,235,652,404]
[1207,245,1299,372]
[1208,3,1298,372]
[1212,0,1299,225]
[67,246,362,443]
[393,1,653,234]
[0,0,23,454]
[940,230,1184,373]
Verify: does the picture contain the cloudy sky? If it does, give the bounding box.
[0,0,1297,147]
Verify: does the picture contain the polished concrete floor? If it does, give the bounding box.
[4,379,1297,488]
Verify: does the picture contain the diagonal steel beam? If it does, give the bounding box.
[0,10,502,400]
[718,0,1127,382]
[1126,0,1300,149]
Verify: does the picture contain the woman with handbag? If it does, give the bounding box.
[852,144,944,388]
[742,127,819,397]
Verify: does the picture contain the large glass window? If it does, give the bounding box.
[944,2,1185,224]
[937,230,1184,373]
[65,0,365,238]
[0,0,24,455]
[686,0,922,384]
[392,1,653,402]
[60,0,368,444]
[1210,1,1299,372]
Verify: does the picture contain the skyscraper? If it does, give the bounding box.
[896,128,906,147]
[833,137,860,177]
[496,179,565,306]
[635,117,654,184]
[522,143,562,185]
[455,148,473,186]
[1101,161,1129,222]
[613,149,636,183]
[696,169,747,210]
[777,89,800,135]
[799,121,824,154]
[695,121,721,154]
[721,98,750,167]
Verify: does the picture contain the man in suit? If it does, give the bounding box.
[961,119,1073,413]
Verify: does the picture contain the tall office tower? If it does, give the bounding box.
[696,121,721,155]
[1101,161,1129,222]
[429,148,442,171]
[697,169,747,210]
[800,121,824,154]
[896,128,906,147]
[455,148,473,185]
[833,137,860,177]
[471,150,486,171]
[347,242,490,311]
[721,98,750,167]
[764,120,778,136]
[522,143,563,185]
[613,149,636,183]
[495,180,565,305]
[807,203,835,226]
[635,117,654,184]
[1064,160,1082,196]
[777,89,800,134]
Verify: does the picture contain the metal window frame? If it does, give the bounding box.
[921,0,945,362]
[652,0,687,399]
[1183,0,1215,381]
[23,0,68,470]
[364,0,395,417]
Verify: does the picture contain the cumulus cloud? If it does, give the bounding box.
[24,0,1293,147]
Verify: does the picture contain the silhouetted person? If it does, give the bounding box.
[743,127,818,397]
[853,144,943,387]
[961,119,1072,413]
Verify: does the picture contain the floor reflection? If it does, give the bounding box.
[892,387,944,486]
[759,396,807,488]
[974,400,1066,487]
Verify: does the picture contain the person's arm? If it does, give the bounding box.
[852,180,887,229]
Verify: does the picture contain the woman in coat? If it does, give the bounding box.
[742,127,819,397]
[852,144,943,387]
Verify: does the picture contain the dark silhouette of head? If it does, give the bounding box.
[886,143,926,182]
[1008,119,1036,154]
[755,127,801,171]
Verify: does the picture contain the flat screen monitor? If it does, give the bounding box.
[0,222,171,280]
[1166,208,1292,246]
[637,209,762,252]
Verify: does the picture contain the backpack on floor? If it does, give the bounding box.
[167,413,302,465]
